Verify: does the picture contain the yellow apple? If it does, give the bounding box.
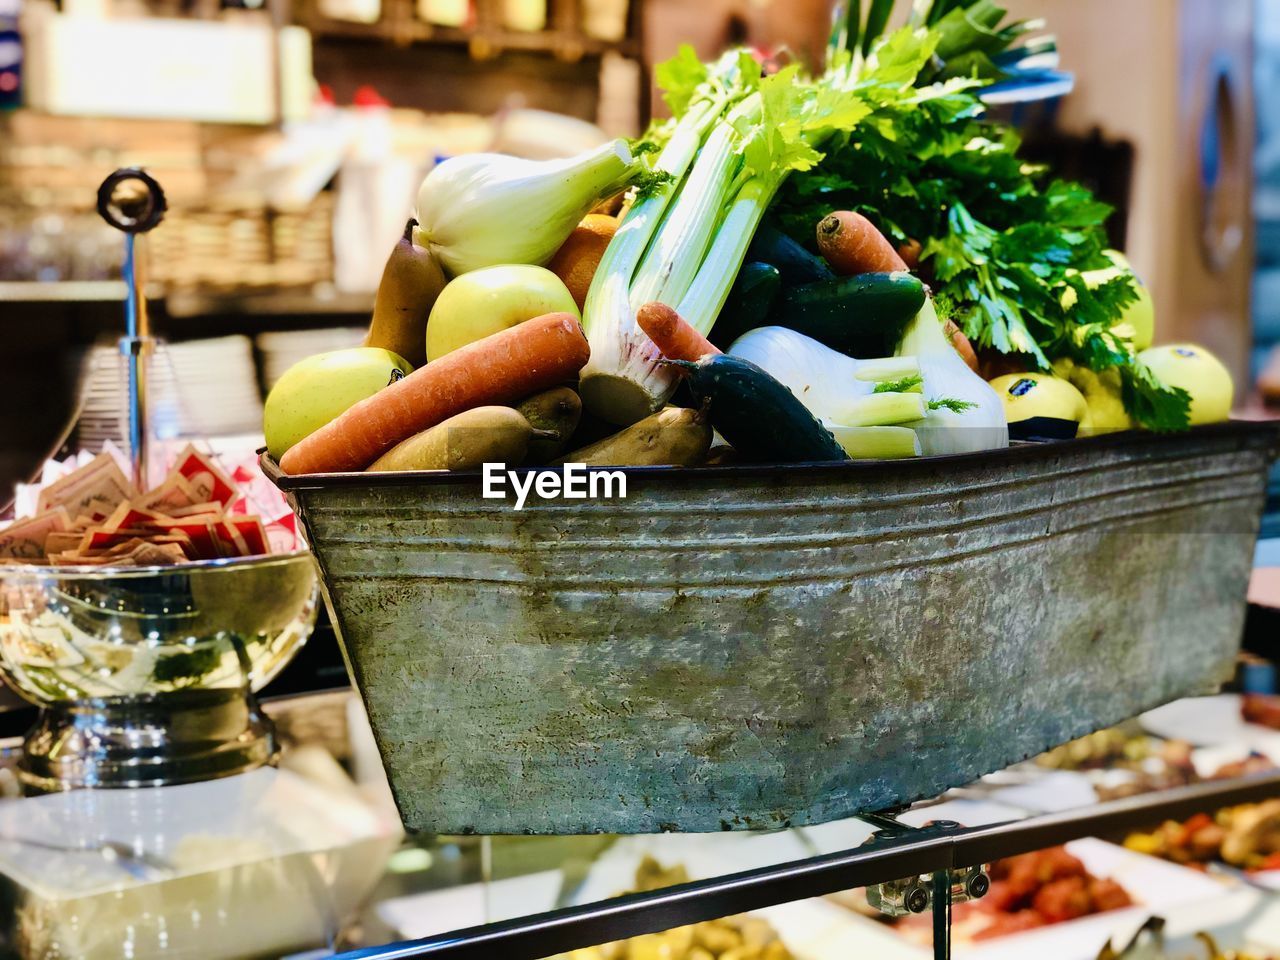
[1062,250,1156,351]
[1137,344,1234,425]
[263,347,412,460]
[989,372,1090,440]
[1051,357,1133,436]
[426,264,579,361]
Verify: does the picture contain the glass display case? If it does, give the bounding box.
[4,683,1276,960]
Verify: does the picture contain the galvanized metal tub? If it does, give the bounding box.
[265,422,1280,835]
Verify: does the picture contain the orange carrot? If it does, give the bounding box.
[897,238,923,271]
[943,318,980,373]
[280,312,590,475]
[636,302,721,362]
[816,211,908,275]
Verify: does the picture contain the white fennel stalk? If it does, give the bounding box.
[898,299,1008,455]
[415,139,637,276]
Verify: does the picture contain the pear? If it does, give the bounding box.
[365,219,447,369]
[517,387,582,464]
[1052,357,1133,437]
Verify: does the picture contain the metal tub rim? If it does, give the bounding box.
[262,420,1280,490]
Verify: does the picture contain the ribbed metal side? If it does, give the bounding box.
[272,425,1280,834]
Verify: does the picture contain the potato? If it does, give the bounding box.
[367,406,536,472]
[693,922,742,954]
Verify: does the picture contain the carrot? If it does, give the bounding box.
[636,302,721,362]
[816,211,908,275]
[897,238,923,271]
[943,318,981,373]
[280,312,590,475]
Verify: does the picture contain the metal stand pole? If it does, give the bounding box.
[121,233,152,489]
[931,870,952,960]
[97,167,167,489]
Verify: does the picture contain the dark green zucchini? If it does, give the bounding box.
[709,261,782,349]
[670,355,849,464]
[747,225,835,286]
[771,271,926,358]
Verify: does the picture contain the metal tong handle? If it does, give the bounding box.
[96,168,167,489]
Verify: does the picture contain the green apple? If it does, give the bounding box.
[1137,344,1234,425]
[264,347,413,460]
[1062,250,1156,351]
[426,264,579,361]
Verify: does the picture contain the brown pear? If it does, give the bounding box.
[365,219,447,369]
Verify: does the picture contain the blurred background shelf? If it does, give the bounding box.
[164,285,373,317]
[0,280,129,302]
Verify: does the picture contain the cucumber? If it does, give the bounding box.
[747,225,834,286]
[709,261,782,350]
[772,271,926,358]
[671,355,849,464]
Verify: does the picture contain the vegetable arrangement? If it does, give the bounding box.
[772,0,1194,431]
[268,0,1237,478]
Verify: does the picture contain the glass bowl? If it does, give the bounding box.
[0,552,320,790]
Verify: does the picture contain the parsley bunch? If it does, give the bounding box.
[770,65,1191,430]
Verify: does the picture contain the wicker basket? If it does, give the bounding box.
[145,194,334,292]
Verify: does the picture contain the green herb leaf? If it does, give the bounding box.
[875,374,925,393]
[631,168,675,201]
[153,645,223,688]
[770,58,1188,428]
[655,45,710,116]
[1120,360,1193,433]
[929,397,978,413]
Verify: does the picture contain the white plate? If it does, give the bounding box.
[1141,694,1280,752]
[986,770,1102,815]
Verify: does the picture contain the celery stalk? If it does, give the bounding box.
[581,43,928,425]
[676,177,776,332]
[628,123,743,310]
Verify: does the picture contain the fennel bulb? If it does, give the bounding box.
[898,300,1008,456]
[728,327,922,425]
[415,140,637,276]
[728,326,925,458]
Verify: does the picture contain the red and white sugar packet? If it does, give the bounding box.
[172,445,240,510]
[0,507,71,560]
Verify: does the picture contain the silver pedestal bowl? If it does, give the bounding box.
[0,552,319,791]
